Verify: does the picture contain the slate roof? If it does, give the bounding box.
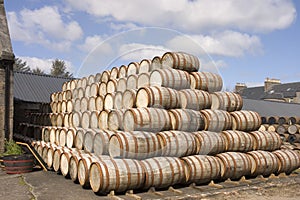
[242,98,300,117]
[14,71,72,103]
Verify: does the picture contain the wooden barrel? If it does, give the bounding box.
[122,89,137,109]
[118,65,128,78]
[247,150,279,177]
[89,158,145,194]
[90,83,99,97]
[221,130,254,152]
[267,116,278,125]
[157,131,198,157]
[161,52,200,72]
[123,108,171,132]
[66,100,73,113]
[116,77,127,92]
[106,79,118,94]
[276,124,289,134]
[66,128,77,148]
[190,71,223,92]
[127,62,140,76]
[90,111,100,129]
[278,116,289,125]
[113,91,123,109]
[216,152,251,180]
[273,149,300,174]
[3,154,34,174]
[42,126,51,142]
[200,109,232,132]
[126,74,138,90]
[179,89,211,110]
[137,72,150,88]
[109,131,161,159]
[53,147,72,172]
[81,111,91,129]
[231,110,261,131]
[150,68,191,90]
[88,74,95,85]
[98,82,107,96]
[46,144,58,168]
[50,113,57,126]
[98,110,109,130]
[288,134,300,143]
[139,59,151,73]
[107,109,126,131]
[211,92,243,112]
[249,131,282,151]
[258,124,269,131]
[288,124,300,134]
[70,111,82,128]
[193,131,226,155]
[169,109,204,131]
[83,129,99,153]
[81,77,88,88]
[49,127,57,144]
[80,97,88,112]
[261,116,267,124]
[60,150,81,177]
[50,102,57,113]
[182,155,221,184]
[61,100,67,113]
[110,67,119,80]
[95,73,102,82]
[78,154,99,188]
[69,153,82,182]
[56,128,62,145]
[100,70,110,83]
[104,93,115,110]
[95,95,104,111]
[77,87,85,99]
[136,86,181,109]
[84,85,91,98]
[74,128,86,150]
[56,113,64,127]
[88,96,96,111]
[267,124,279,132]
[59,128,68,147]
[151,56,162,71]
[73,98,80,112]
[141,157,186,189]
[93,130,114,156]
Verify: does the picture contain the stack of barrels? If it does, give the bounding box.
[26,51,300,195]
[260,116,300,144]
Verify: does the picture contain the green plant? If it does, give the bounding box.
[1,140,23,156]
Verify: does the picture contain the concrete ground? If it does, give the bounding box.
[1,166,300,200]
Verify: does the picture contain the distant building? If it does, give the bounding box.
[235,78,300,104]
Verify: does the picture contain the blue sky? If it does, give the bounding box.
[4,0,300,90]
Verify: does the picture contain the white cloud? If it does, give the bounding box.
[19,56,74,74]
[166,31,263,57]
[7,6,83,50]
[110,22,139,31]
[64,0,296,33]
[79,35,112,53]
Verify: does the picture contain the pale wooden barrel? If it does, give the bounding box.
[69,153,82,182]
[88,96,96,111]
[136,86,181,109]
[190,71,223,92]
[62,82,68,92]
[267,124,278,132]
[73,98,81,112]
[150,68,191,90]
[72,88,78,100]
[104,93,115,110]
[231,110,262,131]
[250,131,282,151]
[127,74,138,90]
[65,90,73,100]
[179,89,211,110]
[61,100,67,113]
[57,101,62,113]
[161,52,200,72]
[59,127,68,147]
[193,131,226,155]
[66,100,73,113]
[108,109,126,131]
[123,108,171,132]
[247,150,279,177]
[66,128,77,148]
[81,77,88,88]
[288,124,300,134]
[90,83,99,97]
[74,128,86,150]
[221,130,254,152]
[106,79,118,94]
[216,152,251,180]
[71,111,82,128]
[56,113,64,127]
[151,56,162,71]
[139,59,151,73]
[157,131,198,157]
[95,95,104,111]
[100,70,110,83]
[113,91,123,109]
[83,129,99,153]
[109,131,161,159]
[41,143,51,163]
[122,89,137,109]
[288,134,300,143]
[50,113,57,126]
[98,82,107,96]
[278,116,289,125]
[84,85,91,98]
[58,92,63,102]
[116,77,127,92]
[110,67,119,80]
[77,87,85,99]
[127,62,139,76]
[200,109,232,132]
[42,126,51,142]
[258,124,269,131]
[90,158,145,194]
[88,74,95,85]
[141,157,186,189]
[137,72,150,88]
[93,130,114,156]
[53,147,72,172]
[118,65,128,78]
[182,155,221,184]
[90,111,100,129]
[288,116,300,125]
[50,102,57,113]
[46,144,59,168]
[273,149,300,174]
[60,150,81,177]
[80,97,88,112]
[95,73,102,83]
[55,128,61,145]
[98,110,109,130]
[78,154,99,188]
[49,127,57,144]
[211,92,243,112]
[169,109,204,131]
[81,111,91,129]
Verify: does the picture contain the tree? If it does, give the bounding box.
[32,67,45,75]
[50,59,73,78]
[13,57,31,72]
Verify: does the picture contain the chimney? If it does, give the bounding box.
[235,83,247,94]
[264,78,280,92]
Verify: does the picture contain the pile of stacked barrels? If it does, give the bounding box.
[27,52,300,195]
[260,116,300,145]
